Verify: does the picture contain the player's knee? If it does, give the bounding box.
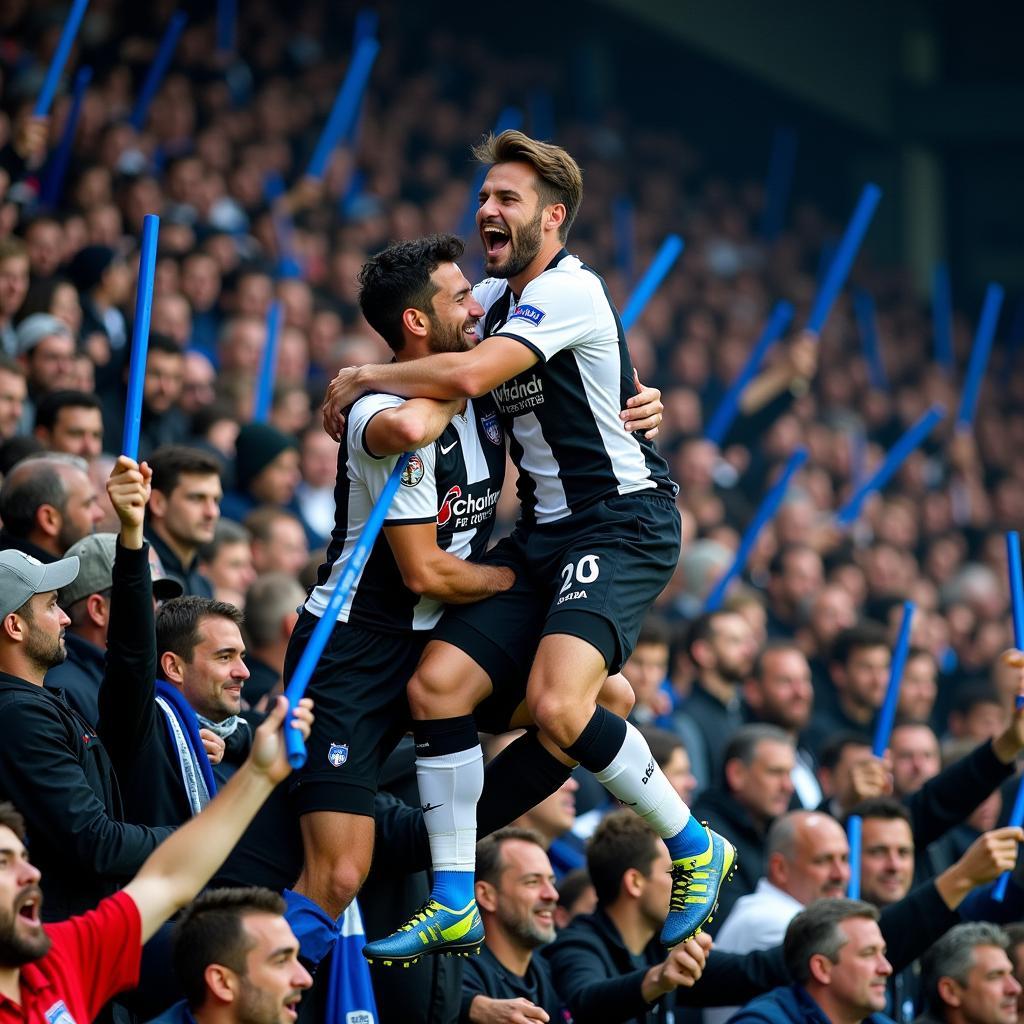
[529,691,593,749]
[308,854,369,914]
[407,666,455,716]
[600,672,636,719]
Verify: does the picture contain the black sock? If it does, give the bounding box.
[477,730,572,838]
[413,715,479,757]
[562,705,628,774]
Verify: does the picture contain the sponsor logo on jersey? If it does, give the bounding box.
[438,485,501,529]
[509,303,546,326]
[328,742,349,767]
[493,374,545,414]
[482,411,502,445]
[400,455,424,487]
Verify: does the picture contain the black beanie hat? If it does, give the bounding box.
[234,423,297,491]
[68,245,117,293]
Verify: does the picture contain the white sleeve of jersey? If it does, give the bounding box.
[493,270,596,362]
[348,394,438,524]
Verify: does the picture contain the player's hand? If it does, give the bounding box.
[783,331,819,382]
[621,370,663,439]
[199,729,226,765]
[844,754,890,811]
[993,649,1024,763]
[250,695,314,784]
[643,933,711,1000]
[13,115,48,164]
[322,366,371,441]
[468,995,550,1023]
[957,827,1024,886]
[107,456,152,537]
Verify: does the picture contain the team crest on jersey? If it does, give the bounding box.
[509,303,545,326]
[328,743,349,767]
[482,411,502,445]
[346,1013,374,1024]
[44,1002,77,1024]
[400,455,424,487]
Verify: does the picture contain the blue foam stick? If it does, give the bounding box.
[457,106,524,238]
[253,301,283,423]
[620,235,685,332]
[34,0,90,116]
[872,601,915,758]
[306,37,381,180]
[807,184,883,334]
[122,214,160,460]
[1011,532,1024,650]
[932,263,954,374]
[704,447,808,612]
[852,288,888,391]
[129,12,187,131]
[835,404,945,526]
[847,815,862,899]
[994,781,1024,902]
[40,65,91,208]
[613,195,635,285]
[759,126,798,241]
[284,453,413,767]
[353,9,379,45]
[705,300,793,446]
[956,283,1004,431]
[216,0,235,53]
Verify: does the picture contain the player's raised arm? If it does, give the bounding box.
[364,397,466,457]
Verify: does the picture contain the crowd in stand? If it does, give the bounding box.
[0,1,1022,1023]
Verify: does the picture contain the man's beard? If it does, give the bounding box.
[0,894,51,966]
[427,314,475,355]
[486,209,544,280]
[24,623,65,672]
[498,903,555,950]
[57,515,91,553]
[236,976,300,1024]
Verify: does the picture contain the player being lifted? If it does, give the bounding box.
[324,131,736,962]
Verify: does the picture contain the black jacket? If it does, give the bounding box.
[45,632,105,727]
[461,946,569,1024]
[0,529,58,563]
[690,787,768,924]
[545,880,957,1024]
[143,524,213,599]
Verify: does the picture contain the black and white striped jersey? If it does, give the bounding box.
[305,391,506,632]
[474,249,677,526]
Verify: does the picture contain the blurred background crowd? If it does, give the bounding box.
[3,0,1024,1022]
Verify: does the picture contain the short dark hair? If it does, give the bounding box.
[476,826,547,888]
[752,639,805,681]
[358,234,465,352]
[818,731,873,772]
[784,898,880,985]
[920,922,1011,1016]
[147,332,184,358]
[157,596,244,665]
[949,682,1002,718]
[0,802,26,841]
[172,887,286,1010]
[723,724,793,774]
[556,868,593,911]
[847,796,912,827]
[243,506,301,544]
[636,614,671,649]
[472,130,583,241]
[34,390,102,431]
[769,542,818,578]
[830,623,890,668]
[0,454,79,535]
[587,810,661,907]
[149,445,223,496]
[684,609,734,660]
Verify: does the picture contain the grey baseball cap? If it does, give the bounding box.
[15,314,73,356]
[0,550,80,617]
[58,533,183,607]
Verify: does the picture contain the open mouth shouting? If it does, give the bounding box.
[14,887,42,929]
[481,220,511,260]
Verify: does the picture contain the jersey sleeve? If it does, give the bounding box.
[492,270,596,362]
[347,392,404,460]
[46,890,142,1016]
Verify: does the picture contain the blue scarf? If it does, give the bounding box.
[155,680,218,805]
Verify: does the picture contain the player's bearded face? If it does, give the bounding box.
[480,204,544,279]
[427,309,478,354]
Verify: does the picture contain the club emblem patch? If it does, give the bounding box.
[400,455,424,487]
[328,742,349,767]
[44,1002,77,1024]
[482,411,502,445]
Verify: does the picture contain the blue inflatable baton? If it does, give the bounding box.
[121,214,160,460]
[620,235,685,332]
[807,184,882,334]
[40,66,91,208]
[252,301,283,423]
[847,815,862,899]
[956,283,1004,432]
[129,12,188,131]
[872,601,915,759]
[34,0,90,116]
[306,38,381,180]
[285,454,414,768]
